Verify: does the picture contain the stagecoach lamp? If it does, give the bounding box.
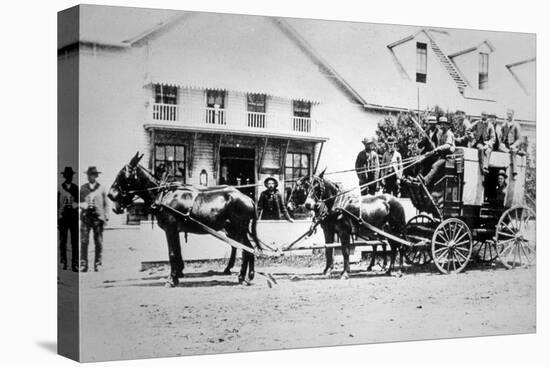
[200,169,208,186]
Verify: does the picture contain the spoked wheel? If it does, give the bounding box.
[404,215,434,265]
[496,206,536,269]
[473,240,498,263]
[431,218,473,274]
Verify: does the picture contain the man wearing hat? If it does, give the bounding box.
[355,137,380,195]
[381,136,403,196]
[422,116,456,187]
[58,167,79,271]
[454,110,474,147]
[417,115,439,175]
[499,109,523,179]
[257,176,293,221]
[79,166,109,272]
[495,169,508,206]
[470,112,496,176]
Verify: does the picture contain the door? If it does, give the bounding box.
[219,147,255,199]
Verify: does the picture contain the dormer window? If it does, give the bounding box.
[416,42,427,83]
[479,52,489,90]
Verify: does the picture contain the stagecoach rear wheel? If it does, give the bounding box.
[431,218,473,274]
[495,206,536,269]
[473,240,498,263]
[404,215,434,265]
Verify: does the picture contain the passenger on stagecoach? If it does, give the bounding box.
[496,109,522,180]
[470,112,496,176]
[454,110,474,147]
[257,176,294,222]
[355,136,380,196]
[420,116,455,188]
[417,115,439,175]
[381,136,403,196]
[495,169,508,206]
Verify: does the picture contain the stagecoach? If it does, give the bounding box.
[401,147,536,274]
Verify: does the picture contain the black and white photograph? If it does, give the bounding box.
[55,2,538,363]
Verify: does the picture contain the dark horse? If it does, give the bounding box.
[287,170,406,278]
[108,153,261,287]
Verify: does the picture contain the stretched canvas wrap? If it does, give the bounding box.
[58,4,537,362]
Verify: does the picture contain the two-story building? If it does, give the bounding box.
[59,6,536,227]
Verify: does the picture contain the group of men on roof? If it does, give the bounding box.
[355,108,523,197]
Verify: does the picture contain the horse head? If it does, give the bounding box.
[108,152,156,214]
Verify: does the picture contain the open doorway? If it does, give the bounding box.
[219,147,256,199]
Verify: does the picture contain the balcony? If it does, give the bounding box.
[150,103,323,139]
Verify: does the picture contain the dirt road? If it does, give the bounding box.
[74,247,536,362]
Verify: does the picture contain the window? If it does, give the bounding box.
[293,100,311,118]
[154,144,186,182]
[206,90,226,108]
[247,94,266,113]
[154,84,178,105]
[479,52,489,90]
[285,152,310,199]
[416,42,427,83]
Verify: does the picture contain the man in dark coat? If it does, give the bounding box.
[58,167,79,271]
[417,115,439,175]
[80,166,109,272]
[421,116,456,188]
[495,169,508,206]
[355,137,380,195]
[257,177,294,221]
[471,112,496,176]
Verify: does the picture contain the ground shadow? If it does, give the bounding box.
[36,340,57,354]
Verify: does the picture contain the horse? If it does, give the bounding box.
[108,152,261,287]
[288,170,406,278]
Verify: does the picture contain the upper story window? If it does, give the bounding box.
[247,94,267,113]
[416,42,428,83]
[479,52,489,90]
[293,100,311,118]
[154,84,178,105]
[206,90,226,109]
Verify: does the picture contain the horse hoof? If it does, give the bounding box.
[248,272,255,281]
[223,268,232,275]
[165,277,179,288]
[366,266,373,272]
[322,267,333,276]
[340,272,350,280]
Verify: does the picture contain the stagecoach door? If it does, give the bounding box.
[219,147,256,199]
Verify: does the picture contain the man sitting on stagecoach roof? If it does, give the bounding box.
[417,115,439,176]
[497,109,522,179]
[470,112,496,176]
[355,137,380,196]
[421,116,455,187]
[454,110,474,147]
[381,136,403,196]
[257,176,294,222]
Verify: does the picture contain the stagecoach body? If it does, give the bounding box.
[402,147,535,274]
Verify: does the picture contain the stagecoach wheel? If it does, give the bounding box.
[404,215,434,265]
[496,206,536,269]
[431,219,473,274]
[473,240,498,263]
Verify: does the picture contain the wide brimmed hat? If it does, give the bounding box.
[385,136,397,144]
[497,169,508,179]
[361,137,376,145]
[481,111,488,119]
[438,116,450,124]
[426,115,437,124]
[264,176,279,187]
[488,112,497,118]
[84,166,101,175]
[60,166,75,176]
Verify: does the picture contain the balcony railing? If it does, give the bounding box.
[150,103,318,137]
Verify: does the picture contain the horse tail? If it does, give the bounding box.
[248,205,262,250]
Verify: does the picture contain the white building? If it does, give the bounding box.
[58,5,536,225]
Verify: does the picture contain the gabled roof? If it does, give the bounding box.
[506,57,536,96]
[448,40,495,58]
